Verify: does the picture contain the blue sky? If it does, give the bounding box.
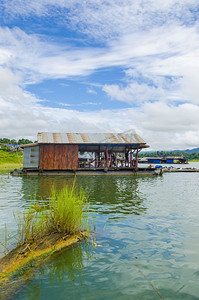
[1,0,199,150]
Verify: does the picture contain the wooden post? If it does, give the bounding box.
[135,148,139,168]
[132,150,135,167]
[109,151,112,168]
[130,151,132,168]
[95,152,98,168]
[106,148,108,168]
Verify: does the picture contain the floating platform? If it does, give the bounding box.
[163,167,199,173]
[11,167,163,176]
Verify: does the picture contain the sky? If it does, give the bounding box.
[1,0,199,150]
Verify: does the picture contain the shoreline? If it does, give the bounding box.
[0,163,22,171]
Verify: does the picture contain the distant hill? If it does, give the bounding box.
[140,147,199,160]
[143,147,199,154]
[172,148,199,154]
[183,148,199,154]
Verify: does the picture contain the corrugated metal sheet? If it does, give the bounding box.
[23,145,39,168]
[20,143,39,148]
[165,156,185,159]
[145,157,163,160]
[37,132,148,146]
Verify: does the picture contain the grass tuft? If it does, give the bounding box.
[17,180,90,244]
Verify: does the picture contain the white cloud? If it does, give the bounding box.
[1,0,199,149]
[58,102,71,107]
[172,131,199,148]
[87,88,97,95]
[82,102,101,106]
[125,102,199,149]
[0,70,199,150]
[103,82,166,103]
[1,24,199,106]
[2,0,199,39]
[101,24,199,104]
[139,102,199,132]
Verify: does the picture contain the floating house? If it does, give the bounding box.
[145,157,164,164]
[164,156,188,164]
[21,132,150,173]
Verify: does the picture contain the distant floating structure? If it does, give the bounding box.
[139,156,188,164]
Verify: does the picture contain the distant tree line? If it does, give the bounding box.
[0,138,33,145]
[139,151,199,160]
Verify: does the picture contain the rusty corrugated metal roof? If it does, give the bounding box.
[20,143,39,148]
[165,156,185,159]
[37,132,148,146]
[145,157,163,159]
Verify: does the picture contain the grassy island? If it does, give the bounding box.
[0,182,90,299]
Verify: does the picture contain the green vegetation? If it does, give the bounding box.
[0,138,33,145]
[0,150,23,170]
[0,182,90,294]
[0,137,31,170]
[17,181,90,244]
[189,159,199,162]
[139,151,199,161]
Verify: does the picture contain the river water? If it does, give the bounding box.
[1,163,199,299]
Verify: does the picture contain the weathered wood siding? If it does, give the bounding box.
[39,144,78,170]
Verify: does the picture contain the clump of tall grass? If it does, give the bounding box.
[17,180,90,244]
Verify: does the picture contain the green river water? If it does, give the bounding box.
[1,164,199,299]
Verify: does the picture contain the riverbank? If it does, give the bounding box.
[0,163,22,171]
[189,159,199,162]
[0,150,23,171]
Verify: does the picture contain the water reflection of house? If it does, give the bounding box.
[21,132,149,173]
[20,175,147,216]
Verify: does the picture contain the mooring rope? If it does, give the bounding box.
[133,259,165,300]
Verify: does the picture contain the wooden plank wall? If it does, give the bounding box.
[39,144,78,170]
